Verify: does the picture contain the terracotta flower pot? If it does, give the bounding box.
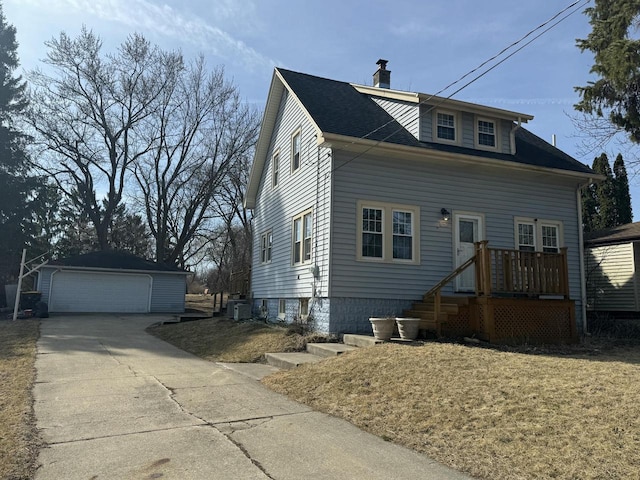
[395,317,421,340]
[369,317,395,341]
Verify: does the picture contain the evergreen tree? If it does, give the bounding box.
[592,153,617,230]
[581,181,598,233]
[613,153,633,224]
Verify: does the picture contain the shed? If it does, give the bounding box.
[37,251,188,314]
[584,223,640,313]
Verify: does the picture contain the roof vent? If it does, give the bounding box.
[373,59,390,89]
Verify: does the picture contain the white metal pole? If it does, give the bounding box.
[12,249,26,321]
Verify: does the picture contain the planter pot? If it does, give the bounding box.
[395,317,421,340]
[369,317,395,341]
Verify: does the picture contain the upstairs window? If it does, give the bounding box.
[436,112,456,141]
[272,152,279,188]
[291,130,301,172]
[293,210,312,264]
[477,119,496,148]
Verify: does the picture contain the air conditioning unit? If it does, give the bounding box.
[234,303,252,321]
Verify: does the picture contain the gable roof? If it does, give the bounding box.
[246,67,597,208]
[46,251,187,274]
[585,222,640,246]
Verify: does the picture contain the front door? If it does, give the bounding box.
[454,213,484,292]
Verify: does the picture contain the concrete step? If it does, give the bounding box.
[265,352,324,370]
[306,342,358,358]
[343,334,384,348]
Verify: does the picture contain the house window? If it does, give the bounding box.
[272,151,279,188]
[293,210,312,264]
[357,201,420,264]
[515,217,563,253]
[261,231,272,264]
[436,112,456,141]
[362,207,383,258]
[291,130,301,172]
[299,298,309,319]
[477,119,496,148]
[278,299,286,319]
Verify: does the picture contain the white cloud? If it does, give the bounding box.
[15,0,275,71]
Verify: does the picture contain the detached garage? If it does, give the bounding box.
[38,251,188,314]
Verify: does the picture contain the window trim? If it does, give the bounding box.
[514,217,563,253]
[260,231,273,264]
[292,209,313,265]
[356,200,420,264]
[433,110,459,145]
[291,128,302,174]
[278,299,286,319]
[475,117,498,151]
[272,150,280,189]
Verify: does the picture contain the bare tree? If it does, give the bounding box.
[132,58,259,267]
[26,28,182,250]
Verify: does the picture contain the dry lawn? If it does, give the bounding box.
[263,341,640,480]
[0,319,40,480]
[147,317,313,363]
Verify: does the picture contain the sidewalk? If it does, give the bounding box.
[34,315,472,479]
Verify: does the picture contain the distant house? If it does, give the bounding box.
[244,61,599,342]
[38,251,188,314]
[585,222,640,314]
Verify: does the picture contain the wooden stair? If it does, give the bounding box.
[403,296,470,336]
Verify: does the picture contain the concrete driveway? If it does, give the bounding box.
[34,315,471,480]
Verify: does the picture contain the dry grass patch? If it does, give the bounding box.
[263,341,640,480]
[147,317,314,363]
[0,319,40,480]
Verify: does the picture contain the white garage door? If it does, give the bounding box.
[49,271,152,313]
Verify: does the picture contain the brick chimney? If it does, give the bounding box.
[373,59,390,89]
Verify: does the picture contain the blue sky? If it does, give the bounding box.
[6,0,638,219]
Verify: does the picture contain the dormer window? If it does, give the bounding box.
[291,129,301,173]
[436,111,456,142]
[477,118,497,149]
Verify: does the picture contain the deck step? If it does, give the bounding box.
[265,352,324,370]
[411,302,459,313]
[422,295,470,305]
[403,310,449,322]
[342,334,384,348]
[306,342,358,358]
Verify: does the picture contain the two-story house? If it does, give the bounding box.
[245,61,598,343]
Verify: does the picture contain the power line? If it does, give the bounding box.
[331,0,590,174]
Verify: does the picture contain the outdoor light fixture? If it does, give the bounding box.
[440,208,451,221]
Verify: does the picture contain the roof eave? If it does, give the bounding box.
[41,265,189,275]
[319,132,598,181]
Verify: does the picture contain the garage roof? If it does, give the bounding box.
[47,251,187,273]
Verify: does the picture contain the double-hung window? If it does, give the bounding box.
[477,118,496,148]
[436,111,456,142]
[515,217,562,253]
[358,201,420,264]
[292,210,312,264]
[260,231,272,264]
[291,130,301,173]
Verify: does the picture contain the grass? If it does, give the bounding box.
[0,319,40,480]
[262,340,640,480]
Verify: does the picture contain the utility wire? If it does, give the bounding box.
[331,0,590,174]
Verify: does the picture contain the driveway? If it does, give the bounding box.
[34,315,471,479]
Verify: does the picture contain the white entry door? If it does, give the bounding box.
[454,213,484,292]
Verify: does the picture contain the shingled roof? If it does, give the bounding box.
[277,68,593,176]
[584,222,640,246]
[48,251,187,273]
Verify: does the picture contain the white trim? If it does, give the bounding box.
[453,211,485,292]
[514,216,564,253]
[260,230,272,264]
[41,265,188,276]
[299,297,309,320]
[433,109,460,145]
[356,200,420,265]
[292,209,313,265]
[272,150,280,189]
[278,299,286,319]
[475,116,499,151]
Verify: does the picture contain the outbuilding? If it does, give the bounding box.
[37,251,188,314]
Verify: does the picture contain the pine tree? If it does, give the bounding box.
[613,153,633,224]
[591,153,617,230]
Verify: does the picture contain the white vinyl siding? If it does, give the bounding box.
[586,243,638,311]
[250,89,331,299]
[372,98,419,139]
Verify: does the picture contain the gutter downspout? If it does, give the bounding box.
[577,179,592,335]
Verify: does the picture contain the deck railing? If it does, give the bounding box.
[474,240,570,298]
